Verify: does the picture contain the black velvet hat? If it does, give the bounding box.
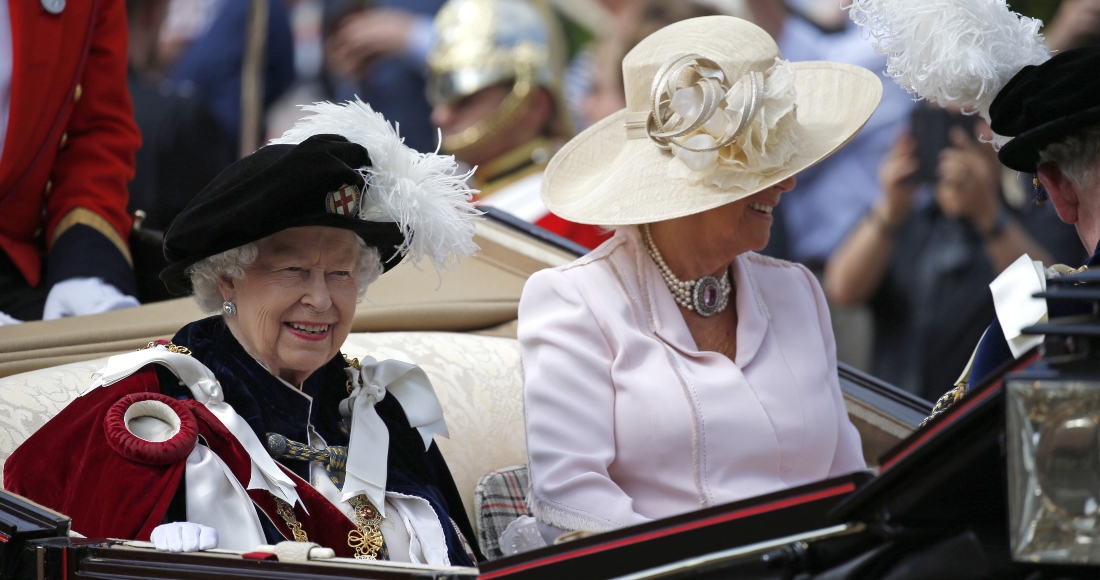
[989,47,1100,173]
[161,134,407,287]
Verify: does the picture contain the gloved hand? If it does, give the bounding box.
[43,277,140,320]
[150,522,218,553]
[0,311,21,325]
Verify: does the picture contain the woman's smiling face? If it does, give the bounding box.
[219,226,360,386]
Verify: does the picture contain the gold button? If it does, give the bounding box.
[73,84,82,102]
[44,179,52,195]
[59,132,68,149]
[33,228,42,239]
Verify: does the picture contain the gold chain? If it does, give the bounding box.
[347,495,385,560]
[344,355,361,395]
[141,341,192,356]
[275,499,309,542]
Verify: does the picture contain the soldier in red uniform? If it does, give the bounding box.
[0,0,141,322]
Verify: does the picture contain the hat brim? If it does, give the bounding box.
[998,105,1100,173]
[159,217,406,290]
[542,61,883,225]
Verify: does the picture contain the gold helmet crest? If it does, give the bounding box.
[427,0,572,155]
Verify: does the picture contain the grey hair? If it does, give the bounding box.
[187,237,384,313]
[1037,123,1100,190]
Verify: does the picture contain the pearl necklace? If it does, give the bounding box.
[641,225,731,317]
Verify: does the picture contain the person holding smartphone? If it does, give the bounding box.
[823,105,1059,401]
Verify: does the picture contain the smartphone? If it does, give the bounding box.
[909,105,978,185]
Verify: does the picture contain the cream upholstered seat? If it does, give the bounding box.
[0,332,526,531]
[340,332,526,528]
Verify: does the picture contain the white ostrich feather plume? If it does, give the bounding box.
[846,0,1049,123]
[270,99,480,270]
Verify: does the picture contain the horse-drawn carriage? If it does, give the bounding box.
[2,213,1091,579]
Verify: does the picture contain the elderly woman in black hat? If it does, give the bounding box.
[4,101,482,565]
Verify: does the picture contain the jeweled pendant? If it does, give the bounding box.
[693,275,722,317]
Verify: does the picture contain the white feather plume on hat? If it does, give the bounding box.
[846,0,1049,139]
[270,98,480,270]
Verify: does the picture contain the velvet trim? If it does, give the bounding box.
[46,223,138,296]
[104,392,198,465]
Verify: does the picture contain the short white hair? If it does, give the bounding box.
[187,236,384,313]
[1038,123,1100,190]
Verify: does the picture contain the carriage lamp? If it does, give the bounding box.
[1006,271,1100,564]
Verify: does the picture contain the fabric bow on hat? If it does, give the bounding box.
[625,54,801,191]
[339,356,449,515]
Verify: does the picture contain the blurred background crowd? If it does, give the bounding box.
[24,0,1100,402]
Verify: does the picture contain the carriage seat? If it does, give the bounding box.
[0,331,527,537]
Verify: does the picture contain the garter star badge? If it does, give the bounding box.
[325,185,360,217]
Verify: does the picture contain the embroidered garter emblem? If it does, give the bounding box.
[325,184,360,216]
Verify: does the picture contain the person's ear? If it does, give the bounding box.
[1038,161,1079,225]
[217,275,237,303]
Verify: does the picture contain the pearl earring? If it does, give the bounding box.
[222,301,237,316]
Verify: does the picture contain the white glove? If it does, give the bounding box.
[150,522,219,553]
[0,311,21,325]
[43,277,140,320]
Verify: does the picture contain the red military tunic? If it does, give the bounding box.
[0,0,139,289]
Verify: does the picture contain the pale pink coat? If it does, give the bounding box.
[518,228,866,532]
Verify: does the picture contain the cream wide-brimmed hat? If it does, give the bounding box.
[542,16,883,226]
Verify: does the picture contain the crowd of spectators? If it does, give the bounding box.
[7,0,1099,403]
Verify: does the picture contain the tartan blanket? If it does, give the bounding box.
[474,464,531,559]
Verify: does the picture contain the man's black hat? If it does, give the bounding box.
[161,134,406,287]
[989,47,1100,173]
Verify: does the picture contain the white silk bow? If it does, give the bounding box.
[339,356,449,515]
[86,347,303,509]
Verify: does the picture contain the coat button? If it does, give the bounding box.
[33,228,42,240]
[73,84,82,102]
[59,132,68,149]
[44,179,52,196]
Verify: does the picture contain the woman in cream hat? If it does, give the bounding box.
[518,16,882,536]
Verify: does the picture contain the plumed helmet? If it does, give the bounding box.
[426,0,572,154]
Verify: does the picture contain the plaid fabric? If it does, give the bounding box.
[474,464,531,560]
